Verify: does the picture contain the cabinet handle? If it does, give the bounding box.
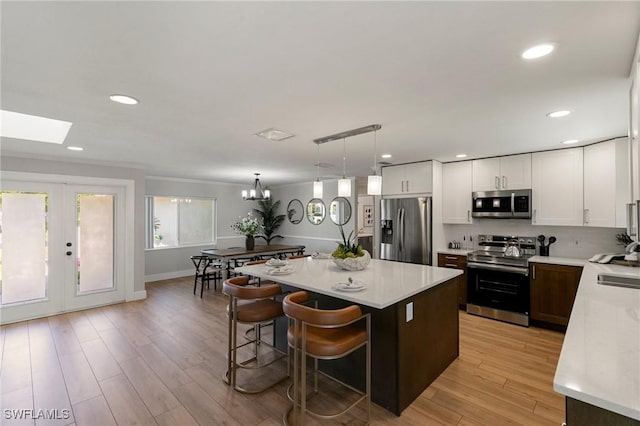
[445,263,458,268]
[532,265,536,280]
[502,176,507,189]
[467,210,471,222]
[584,209,589,224]
[406,180,409,193]
[495,176,500,189]
[445,256,458,260]
[533,209,536,224]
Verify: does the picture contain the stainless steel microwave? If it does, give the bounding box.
[472,189,532,219]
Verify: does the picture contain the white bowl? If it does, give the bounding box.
[332,250,371,271]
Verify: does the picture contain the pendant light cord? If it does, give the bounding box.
[342,137,347,178]
[373,129,377,176]
[316,143,320,181]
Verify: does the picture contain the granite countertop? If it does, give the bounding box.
[528,255,587,267]
[438,248,474,256]
[235,257,462,309]
[553,262,640,420]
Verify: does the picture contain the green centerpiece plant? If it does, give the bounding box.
[332,225,371,270]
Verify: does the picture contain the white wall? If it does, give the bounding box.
[270,178,357,254]
[1,155,147,292]
[144,177,251,281]
[443,221,624,258]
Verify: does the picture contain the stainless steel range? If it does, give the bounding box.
[466,235,536,326]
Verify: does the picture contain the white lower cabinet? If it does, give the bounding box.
[532,148,584,226]
[442,161,473,224]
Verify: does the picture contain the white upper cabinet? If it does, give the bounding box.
[442,161,473,224]
[532,148,584,226]
[472,154,531,192]
[382,161,433,196]
[584,140,629,228]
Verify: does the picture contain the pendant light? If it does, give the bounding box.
[337,137,351,197]
[367,128,382,195]
[313,142,323,198]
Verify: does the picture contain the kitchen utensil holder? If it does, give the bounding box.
[539,246,549,257]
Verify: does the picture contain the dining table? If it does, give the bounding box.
[235,255,462,415]
[200,244,305,275]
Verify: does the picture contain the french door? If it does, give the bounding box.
[1,180,126,324]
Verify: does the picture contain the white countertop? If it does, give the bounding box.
[553,262,640,420]
[529,255,587,267]
[438,249,473,256]
[235,257,462,309]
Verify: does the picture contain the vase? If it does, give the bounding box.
[245,235,255,250]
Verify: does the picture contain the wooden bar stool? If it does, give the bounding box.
[282,291,371,425]
[223,276,287,394]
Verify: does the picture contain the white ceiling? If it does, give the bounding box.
[2,1,639,186]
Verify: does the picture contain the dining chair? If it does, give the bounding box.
[190,255,222,298]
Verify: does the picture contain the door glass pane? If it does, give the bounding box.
[0,192,48,304]
[77,193,114,293]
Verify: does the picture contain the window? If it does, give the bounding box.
[145,196,216,249]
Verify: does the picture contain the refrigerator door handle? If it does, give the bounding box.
[628,203,638,237]
[637,200,640,240]
[399,208,405,254]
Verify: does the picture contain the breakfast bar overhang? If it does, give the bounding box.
[235,257,462,415]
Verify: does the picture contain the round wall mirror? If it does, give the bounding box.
[306,199,326,225]
[329,197,352,225]
[287,199,304,224]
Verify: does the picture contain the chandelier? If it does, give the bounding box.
[242,173,271,201]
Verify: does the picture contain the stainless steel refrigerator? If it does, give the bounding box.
[380,197,432,265]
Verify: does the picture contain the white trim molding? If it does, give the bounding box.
[145,269,193,283]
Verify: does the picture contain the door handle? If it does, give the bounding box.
[66,242,72,247]
[66,251,73,256]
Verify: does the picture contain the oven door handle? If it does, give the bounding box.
[467,262,529,276]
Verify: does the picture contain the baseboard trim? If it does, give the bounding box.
[145,269,193,283]
[127,290,147,302]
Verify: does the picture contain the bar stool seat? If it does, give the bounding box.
[223,276,287,394]
[283,290,371,425]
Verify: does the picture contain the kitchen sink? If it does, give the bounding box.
[597,273,640,289]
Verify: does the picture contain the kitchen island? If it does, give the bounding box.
[553,262,640,424]
[235,257,462,415]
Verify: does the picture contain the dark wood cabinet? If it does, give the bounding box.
[438,253,467,307]
[530,262,583,327]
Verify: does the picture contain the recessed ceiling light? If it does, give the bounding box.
[562,139,579,145]
[381,154,392,159]
[109,94,139,105]
[254,128,294,141]
[67,146,83,151]
[522,43,555,59]
[547,110,571,118]
[456,154,467,158]
[0,109,72,144]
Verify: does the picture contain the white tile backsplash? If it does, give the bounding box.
[444,220,626,259]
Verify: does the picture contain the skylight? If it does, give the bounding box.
[0,110,72,144]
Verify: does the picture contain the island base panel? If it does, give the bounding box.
[280,277,459,415]
[566,397,640,426]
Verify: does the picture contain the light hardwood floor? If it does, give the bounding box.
[0,277,565,425]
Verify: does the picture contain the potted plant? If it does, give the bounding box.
[253,199,285,245]
[331,225,371,271]
[231,212,265,250]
